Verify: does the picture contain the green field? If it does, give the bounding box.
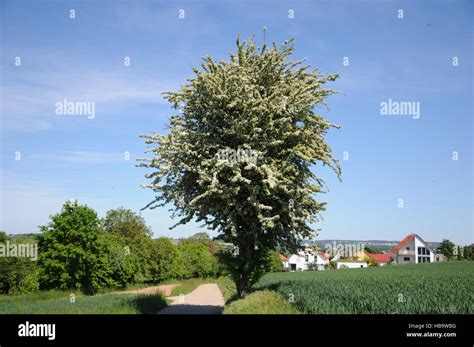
[0,290,167,314]
[254,262,474,314]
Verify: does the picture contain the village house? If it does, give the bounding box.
[282,244,330,271]
[280,233,446,271]
[390,233,438,264]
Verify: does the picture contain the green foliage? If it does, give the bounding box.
[103,208,152,245]
[139,35,341,297]
[223,290,299,314]
[105,233,139,288]
[37,201,113,294]
[149,238,183,282]
[215,276,237,303]
[0,235,39,294]
[267,251,284,272]
[463,245,474,260]
[0,290,167,314]
[180,232,221,256]
[178,241,218,278]
[324,261,336,271]
[438,239,456,260]
[255,262,474,314]
[364,254,379,267]
[188,232,211,241]
[364,246,381,254]
[103,208,153,282]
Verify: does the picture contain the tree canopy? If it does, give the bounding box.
[37,201,112,294]
[139,35,341,296]
[438,239,456,260]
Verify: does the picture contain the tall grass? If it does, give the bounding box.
[0,290,167,314]
[223,290,299,314]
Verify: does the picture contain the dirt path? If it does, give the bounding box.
[113,284,178,297]
[158,283,225,314]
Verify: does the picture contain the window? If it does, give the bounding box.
[360,265,364,268]
[417,247,430,262]
[404,257,410,261]
[418,247,427,255]
[406,247,410,251]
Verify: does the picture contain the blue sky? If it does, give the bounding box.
[1,0,472,244]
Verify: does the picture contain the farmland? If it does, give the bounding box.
[254,262,474,314]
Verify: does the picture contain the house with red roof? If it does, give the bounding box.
[365,253,393,266]
[390,233,437,264]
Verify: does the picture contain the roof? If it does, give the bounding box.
[391,233,436,254]
[336,260,367,263]
[390,234,415,253]
[278,253,288,261]
[318,252,330,261]
[366,253,393,263]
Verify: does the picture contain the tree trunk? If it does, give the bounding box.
[236,278,250,298]
[235,242,253,298]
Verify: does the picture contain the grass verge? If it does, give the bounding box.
[0,291,167,314]
[215,277,237,303]
[223,290,299,314]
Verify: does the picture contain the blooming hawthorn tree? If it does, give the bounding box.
[139,35,341,297]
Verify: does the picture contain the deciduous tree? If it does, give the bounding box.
[38,201,112,294]
[139,35,341,297]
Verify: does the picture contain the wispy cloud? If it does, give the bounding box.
[1,55,180,133]
[28,151,127,165]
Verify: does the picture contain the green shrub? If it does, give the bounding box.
[267,251,285,272]
[149,238,184,281]
[178,242,218,278]
[37,201,113,294]
[103,208,154,282]
[0,232,39,294]
[105,233,139,288]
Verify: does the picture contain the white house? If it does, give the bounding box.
[336,261,368,269]
[285,246,329,271]
[391,233,437,264]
